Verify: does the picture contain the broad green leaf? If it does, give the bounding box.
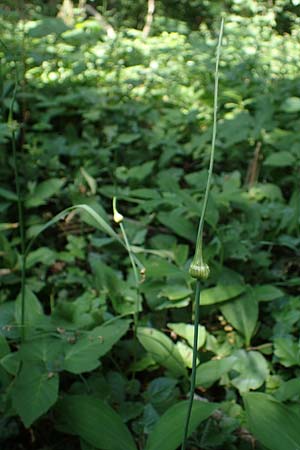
[274,338,300,367]
[244,392,300,450]
[145,400,216,450]
[12,363,59,427]
[55,395,137,450]
[15,287,44,336]
[26,247,56,268]
[252,285,284,302]
[25,178,65,208]
[167,323,206,349]
[200,284,245,306]
[81,440,97,450]
[0,302,18,339]
[19,338,64,371]
[274,378,300,402]
[144,377,178,407]
[264,151,295,167]
[137,327,187,377]
[175,341,197,368]
[157,211,196,242]
[195,355,237,388]
[1,352,20,375]
[231,350,269,393]
[0,336,10,358]
[63,320,130,374]
[0,187,18,201]
[280,96,300,113]
[27,18,69,37]
[220,290,258,345]
[158,285,192,301]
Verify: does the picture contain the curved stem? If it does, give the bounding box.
[181,281,201,449]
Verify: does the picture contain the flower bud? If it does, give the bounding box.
[113,210,124,224]
[189,259,210,280]
[113,197,124,223]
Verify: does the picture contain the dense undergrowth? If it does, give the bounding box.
[0,2,300,449]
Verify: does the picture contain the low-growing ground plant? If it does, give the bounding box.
[0,2,300,450]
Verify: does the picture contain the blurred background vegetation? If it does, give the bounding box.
[0,1,300,450]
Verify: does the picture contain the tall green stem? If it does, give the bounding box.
[181,281,201,449]
[119,221,140,337]
[10,86,27,342]
[181,18,224,450]
[113,197,141,377]
[193,18,224,260]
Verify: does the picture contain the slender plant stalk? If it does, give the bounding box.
[10,84,27,342]
[119,221,140,335]
[181,280,201,447]
[113,197,141,376]
[181,18,224,450]
[192,18,224,269]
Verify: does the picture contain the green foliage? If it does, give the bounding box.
[55,395,137,450]
[0,1,300,449]
[244,393,300,450]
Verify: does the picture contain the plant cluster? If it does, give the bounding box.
[0,3,300,450]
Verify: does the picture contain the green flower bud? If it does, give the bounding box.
[189,259,210,280]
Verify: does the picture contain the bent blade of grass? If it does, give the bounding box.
[24,204,144,271]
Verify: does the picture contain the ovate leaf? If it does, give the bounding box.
[137,327,187,377]
[220,290,258,345]
[12,363,59,427]
[252,285,284,302]
[157,211,196,242]
[167,323,206,349]
[200,284,245,306]
[15,287,44,337]
[280,96,300,113]
[195,356,237,388]
[244,392,300,450]
[145,400,216,450]
[231,350,269,393]
[274,338,300,367]
[25,178,65,208]
[264,151,295,167]
[55,395,137,450]
[274,378,300,402]
[63,319,130,374]
[158,285,192,301]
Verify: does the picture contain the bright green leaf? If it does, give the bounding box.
[25,178,65,208]
[231,350,269,393]
[63,320,130,374]
[244,392,300,450]
[220,290,258,345]
[264,151,295,167]
[195,356,237,388]
[137,327,187,377]
[145,400,216,450]
[200,285,246,306]
[55,395,137,450]
[12,363,59,427]
[167,323,206,349]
